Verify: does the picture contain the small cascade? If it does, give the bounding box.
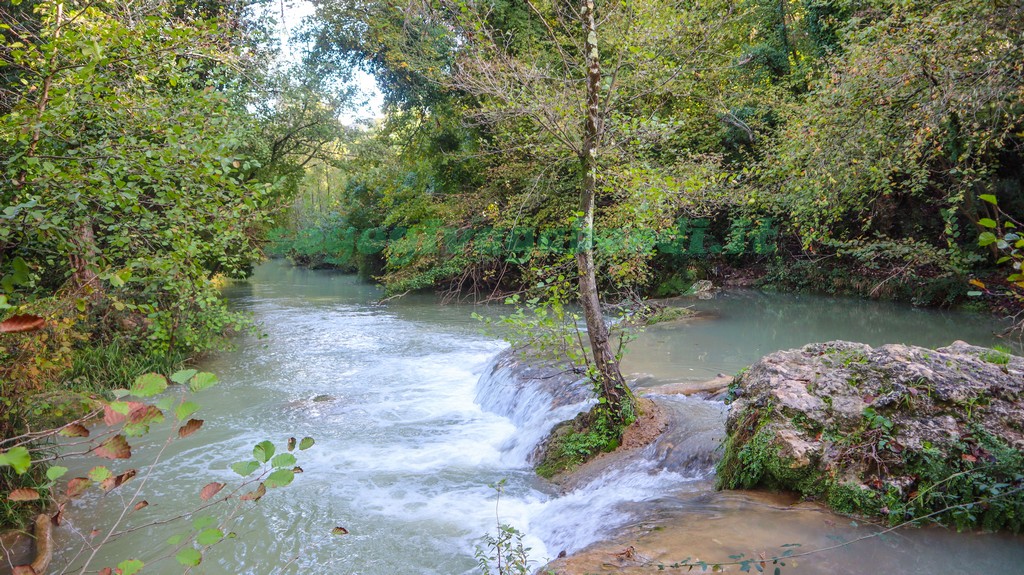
[474,349,731,558]
[474,349,595,466]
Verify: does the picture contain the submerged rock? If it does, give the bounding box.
[718,340,1024,532]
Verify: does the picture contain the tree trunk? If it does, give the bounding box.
[70,219,101,297]
[577,0,634,425]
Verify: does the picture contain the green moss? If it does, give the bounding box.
[719,404,1024,533]
[535,405,625,479]
[825,482,881,516]
[716,404,811,490]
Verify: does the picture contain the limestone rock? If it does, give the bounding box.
[717,340,1024,532]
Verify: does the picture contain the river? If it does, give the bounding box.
[49,260,1024,574]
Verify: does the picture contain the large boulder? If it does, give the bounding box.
[717,340,1024,532]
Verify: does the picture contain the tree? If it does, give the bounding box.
[439,0,741,425]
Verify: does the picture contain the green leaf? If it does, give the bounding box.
[131,373,167,397]
[0,447,31,474]
[117,559,144,575]
[264,468,295,488]
[46,466,68,481]
[979,194,998,205]
[271,453,296,469]
[175,547,202,567]
[231,460,260,477]
[189,372,218,392]
[253,441,275,463]
[175,401,200,421]
[196,528,224,546]
[88,466,113,482]
[979,232,997,247]
[978,218,998,229]
[299,437,315,450]
[170,369,198,385]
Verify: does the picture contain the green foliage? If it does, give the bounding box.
[0,369,315,573]
[285,0,1023,320]
[536,404,626,479]
[969,195,1024,331]
[474,273,588,367]
[476,480,532,575]
[718,399,1024,534]
[476,522,531,575]
[762,1,1024,246]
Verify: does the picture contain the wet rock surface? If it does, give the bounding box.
[717,340,1024,531]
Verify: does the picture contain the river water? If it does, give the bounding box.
[49,260,1024,574]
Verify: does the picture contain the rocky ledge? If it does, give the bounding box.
[717,340,1024,532]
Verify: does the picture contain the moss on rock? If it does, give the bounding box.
[717,340,1024,532]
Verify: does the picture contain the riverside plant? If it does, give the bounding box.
[475,480,532,575]
[0,359,319,574]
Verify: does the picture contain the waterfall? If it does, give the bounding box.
[473,348,595,466]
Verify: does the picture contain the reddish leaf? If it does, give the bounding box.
[132,501,148,512]
[962,453,978,463]
[863,394,875,404]
[7,488,40,502]
[200,482,225,501]
[90,529,100,538]
[104,401,144,426]
[60,423,90,438]
[0,314,45,333]
[12,565,37,575]
[103,405,125,426]
[94,435,131,460]
[99,568,112,575]
[239,483,266,502]
[100,469,137,492]
[51,503,65,526]
[66,477,91,498]
[332,526,349,536]
[128,405,162,425]
[178,418,203,438]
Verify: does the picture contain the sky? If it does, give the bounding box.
[269,0,384,125]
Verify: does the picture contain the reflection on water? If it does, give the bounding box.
[46,261,1022,575]
[624,290,1017,383]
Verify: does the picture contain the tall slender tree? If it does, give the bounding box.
[426,0,733,424]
